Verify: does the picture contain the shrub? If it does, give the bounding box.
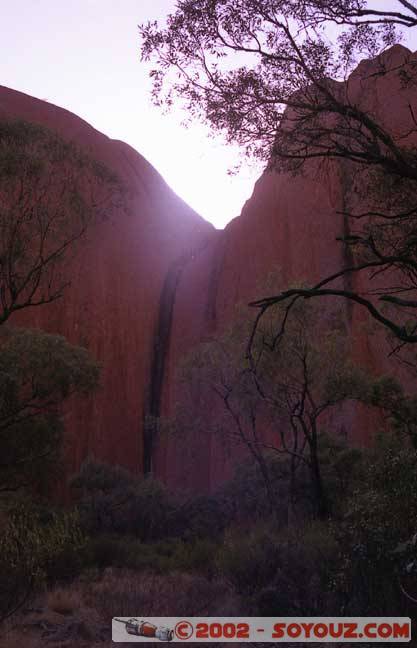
[86,568,235,620]
[216,520,339,615]
[86,535,134,569]
[174,494,231,540]
[0,500,84,622]
[85,534,219,576]
[72,460,176,540]
[334,435,417,615]
[131,476,176,541]
[216,525,282,595]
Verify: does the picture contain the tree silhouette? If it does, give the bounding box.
[0,120,124,324]
[140,1,417,349]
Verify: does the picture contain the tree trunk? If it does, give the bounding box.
[249,444,276,517]
[309,434,328,519]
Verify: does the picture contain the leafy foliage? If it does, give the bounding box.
[141,2,417,348]
[180,297,368,518]
[85,534,219,575]
[0,327,99,493]
[0,119,124,324]
[0,501,84,622]
[71,459,176,541]
[335,435,417,613]
[367,374,417,445]
[140,0,403,165]
[0,119,118,623]
[216,521,339,614]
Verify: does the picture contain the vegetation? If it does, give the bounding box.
[0,500,85,622]
[138,3,417,623]
[3,435,413,627]
[0,120,122,623]
[0,120,123,323]
[0,327,99,494]
[180,297,368,519]
[4,2,417,642]
[140,1,417,348]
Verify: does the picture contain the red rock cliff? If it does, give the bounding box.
[0,84,215,481]
[2,45,417,492]
[155,45,417,492]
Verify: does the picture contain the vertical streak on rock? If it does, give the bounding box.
[144,253,190,474]
[339,161,355,324]
[205,232,227,332]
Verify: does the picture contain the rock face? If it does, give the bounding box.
[154,44,417,492]
[0,84,215,482]
[1,45,417,493]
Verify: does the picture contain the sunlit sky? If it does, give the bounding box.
[1,1,416,228]
[1,0,261,228]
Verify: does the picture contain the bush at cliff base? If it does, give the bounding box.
[0,501,85,622]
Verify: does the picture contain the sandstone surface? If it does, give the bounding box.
[0,84,215,482]
[155,45,417,491]
[1,45,416,492]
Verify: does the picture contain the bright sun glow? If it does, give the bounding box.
[1,1,415,228]
[0,0,261,229]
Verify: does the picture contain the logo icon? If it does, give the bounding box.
[114,618,173,641]
[175,620,194,640]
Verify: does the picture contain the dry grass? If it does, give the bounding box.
[0,638,44,648]
[0,568,242,647]
[84,568,241,619]
[46,585,81,615]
